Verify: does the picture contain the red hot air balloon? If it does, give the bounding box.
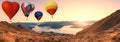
[2,0,19,20]
[45,1,58,18]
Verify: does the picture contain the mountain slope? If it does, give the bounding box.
[75,10,120,42]
[77,10,120,35]
[0,21,20,33]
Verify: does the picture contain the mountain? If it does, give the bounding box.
[12,22,37,29]
[76,10,120,42]
[77,10,120,35]
[13,21,94,29]
[0,21,22,32]
[41,31,73,36]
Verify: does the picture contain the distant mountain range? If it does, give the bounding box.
[12,22,37,29]
[41,31,73,36]
[12,21,95,29]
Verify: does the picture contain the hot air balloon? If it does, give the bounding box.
[45,1,58,18]
[21,2,35,20]
[35,11,43,22]
[2,1,19,21]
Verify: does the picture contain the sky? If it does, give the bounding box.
[0,0,120,22]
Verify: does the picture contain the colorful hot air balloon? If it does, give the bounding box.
[35,11,43,21]
[45,1,58,18]
[21,2,35,20]
[2,1,19,20]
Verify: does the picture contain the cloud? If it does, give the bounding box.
[32,21,96,35]
[32,25,83,35]
[38,21,96,29]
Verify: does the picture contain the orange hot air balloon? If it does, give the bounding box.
[2,1,19,20]
[45,1,58,18]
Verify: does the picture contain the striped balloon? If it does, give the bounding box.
[21,2,35,18]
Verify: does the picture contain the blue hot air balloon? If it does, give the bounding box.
[35,11,43,21]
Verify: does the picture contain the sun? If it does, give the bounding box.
[78,17,87,22]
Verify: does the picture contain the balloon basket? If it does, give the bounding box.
[51,15,53,18]
[9,20,12,23]
[26,19,28,21]
[26,18,28,21]
[36,21,39,26]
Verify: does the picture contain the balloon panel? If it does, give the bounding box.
[45,1,57,8]
[47,9,56,15]
[46,6,57,10]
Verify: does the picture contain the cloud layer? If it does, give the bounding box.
[33,25,83,35]
[32,21,96,35]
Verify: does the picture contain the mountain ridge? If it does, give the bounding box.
[77,10,120,36]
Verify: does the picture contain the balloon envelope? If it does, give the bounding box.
[2,1,19,20]
[21,2,35,17]
[35,11,43,21]
[45,1,58,15]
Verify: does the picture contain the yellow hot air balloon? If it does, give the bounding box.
[45,1,58,18]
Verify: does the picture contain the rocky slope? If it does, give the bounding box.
[77,10,120,35]
[76,10,120,42]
